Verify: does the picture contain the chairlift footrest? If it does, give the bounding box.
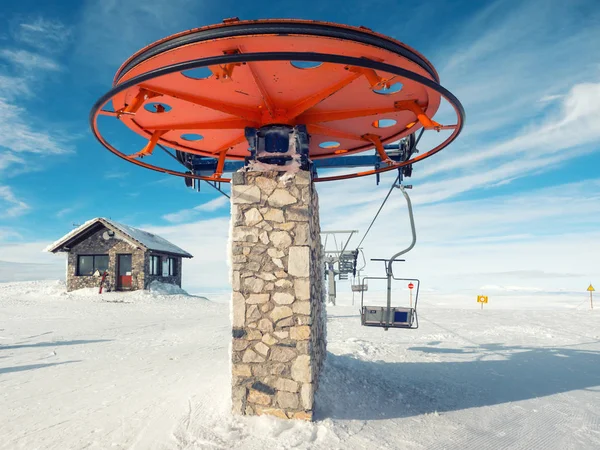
[351,285,368,292]
[361,306,415,329]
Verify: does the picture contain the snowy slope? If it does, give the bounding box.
[1,281,599,449]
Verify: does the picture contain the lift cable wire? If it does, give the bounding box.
[355,129,424,250]
[355,172,399,250]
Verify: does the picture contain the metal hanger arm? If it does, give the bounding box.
[389,185,416,264]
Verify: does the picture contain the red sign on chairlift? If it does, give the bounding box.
[408,283,414,290]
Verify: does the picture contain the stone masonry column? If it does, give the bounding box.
[230,170,326,421]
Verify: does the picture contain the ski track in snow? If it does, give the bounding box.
[0,280,599,449]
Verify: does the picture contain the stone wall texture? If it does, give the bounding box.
[67,228,146,292]
[66,226,183,292]
[230,170,326,421]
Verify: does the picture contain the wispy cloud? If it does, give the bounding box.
[438,0,600,112]
[318,177,600,293]
[0,49,61,71]
[56,206,77,218]
[104,171,129,179]
[0,98,70,155]
[0,185,29,218]
[0,74,31,96]
[141,217,231,290]
[0,239,66,282]
[417,0,600,189]
[0,17,73,176]
[307,1,600,217]
[336,0,600,212]
[0,227,22,242]
[16,17,71,52]
[196,196,229,212]
[418,82,600,186]
[162,196,229,223]
[0,151,25,172]
[539,94,563,103]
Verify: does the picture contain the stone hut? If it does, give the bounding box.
[46,218,192,292]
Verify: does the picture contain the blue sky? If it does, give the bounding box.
[1,0,599,297]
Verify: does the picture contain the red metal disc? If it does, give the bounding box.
[91,19,464,182]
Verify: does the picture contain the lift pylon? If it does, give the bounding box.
[322,230,358,305]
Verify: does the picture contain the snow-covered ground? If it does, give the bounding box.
[1,281,599,449]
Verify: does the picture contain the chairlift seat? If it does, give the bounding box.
[361,306,415,328]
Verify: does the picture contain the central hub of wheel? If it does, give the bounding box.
[245,124,310,169]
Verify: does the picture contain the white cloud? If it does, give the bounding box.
[141,217,230,291]
[0,227,22,241]
[539,94,563,103]
[162,196,229,223]
[438,0,600,111]
[0,98,70,156]
[0,17,73,175]
[381,0,600,211]
[317,177,600,294]
[0,185,29,218]
[0,96,72,176]
[56,207,77,218]
[418,81,600,185]
[0,152,25,172]
[104,171,129,179]
[0,260,65,282]
[0,240,65,282]
[3,177,598,295]
[420,0,600,191]
[0,49,61,71]
[16,17,71,52]
[197,196,230,211]
[0,74,31,96]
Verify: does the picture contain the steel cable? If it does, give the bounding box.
[355,129,424,250]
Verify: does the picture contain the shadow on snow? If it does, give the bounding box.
[315,344,600,420]
[0,339,112,351]
[0,360,81,375]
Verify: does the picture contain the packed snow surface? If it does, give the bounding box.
[1,280,599,449]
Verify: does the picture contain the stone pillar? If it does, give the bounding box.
[230,170,326,421]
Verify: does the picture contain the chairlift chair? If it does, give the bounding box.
[360,183,420,330]
[351,249,368,292]
[360,266,420,329]
[350,250,368,306]
[339,250,358,275]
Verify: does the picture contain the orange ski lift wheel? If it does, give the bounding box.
[90,19,465,183]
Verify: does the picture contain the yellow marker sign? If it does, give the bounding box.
[477,295,488,304]
[588,284,595,292]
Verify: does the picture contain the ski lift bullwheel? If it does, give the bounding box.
[90,18,464,182]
